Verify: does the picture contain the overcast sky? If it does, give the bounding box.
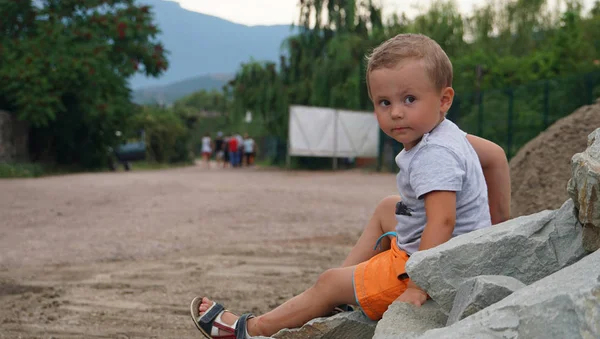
[170,0,597,26]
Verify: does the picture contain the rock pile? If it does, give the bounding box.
[266,128,600,339]
[509,100,600,218]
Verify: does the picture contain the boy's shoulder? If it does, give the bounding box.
[421,120,473,158]
[426,119,466,144]
[399,120,468,163]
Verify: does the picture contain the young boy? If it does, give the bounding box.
[190,33,511,338]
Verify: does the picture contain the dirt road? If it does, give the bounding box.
[0,164,396,338]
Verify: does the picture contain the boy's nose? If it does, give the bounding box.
[390,107,404,119]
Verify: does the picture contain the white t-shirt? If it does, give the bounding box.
[394,118,491,255]
[201,136,212,153]
[243,139,255,153]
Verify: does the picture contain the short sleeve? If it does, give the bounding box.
[409,145,465,199]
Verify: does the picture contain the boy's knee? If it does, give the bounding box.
[314,268,340,292]
[378,195,401,213]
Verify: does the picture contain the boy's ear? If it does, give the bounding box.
[440,87,455,114]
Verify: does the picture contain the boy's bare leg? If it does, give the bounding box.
[197,266,357,337]
[341,195,400,267]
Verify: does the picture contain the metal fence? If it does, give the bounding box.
[378,70,600,172]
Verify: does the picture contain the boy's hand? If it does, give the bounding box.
[395,287,428,306]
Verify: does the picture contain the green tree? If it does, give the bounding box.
[228,61,288,138]
[171,89,229,129]
[0,0,168,166]
[130,105,188,163]
[215,0,600,164]
[411,1,466,57]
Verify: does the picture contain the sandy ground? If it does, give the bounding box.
[0,163,397,338]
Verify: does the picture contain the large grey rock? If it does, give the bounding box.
[373,300,447,339]
[417,249,600,339]
[581,226,600,253]
[568,128,600,252]
[446,275,526,325]
[405,199,586,312]
[272,311,376,339]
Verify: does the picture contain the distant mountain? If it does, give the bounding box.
[132,73,232,104]
[130,0,296,92]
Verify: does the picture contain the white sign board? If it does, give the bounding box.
[288,105,379,158]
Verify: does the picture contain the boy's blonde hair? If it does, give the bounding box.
[366,33,453,98]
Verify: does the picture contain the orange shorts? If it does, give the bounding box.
[353,239,411,320]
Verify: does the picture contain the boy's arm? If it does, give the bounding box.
[398,190,457,306]
[466,134,511,224]
[398,137,510,306]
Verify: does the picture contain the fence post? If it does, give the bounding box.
[286,108,292,169]
[475,64,484,136]
[478,91,484,137]
[586,73,594,105]
[448,95,460,123]
[332,109,338,171]
[543,81,550,129]
[286,138,291,169]
[507,89,514,158]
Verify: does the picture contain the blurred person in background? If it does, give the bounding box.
[228,133,239,168]
[243,133,256,167]
[201,132,212,168]
[235,132,244,167]
[214,131,225,168]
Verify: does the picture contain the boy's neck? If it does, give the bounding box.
[428,117,446,134]
[402,117,446,151]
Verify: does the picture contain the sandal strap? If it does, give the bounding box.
[235,313,255,339]
[198,303,227,335]
[213,313,237,338]
[336,304,355,312]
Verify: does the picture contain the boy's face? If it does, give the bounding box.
[369,60,454,150]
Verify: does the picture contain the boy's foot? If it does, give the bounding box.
[190,296,255,338]
[201,297,238,334]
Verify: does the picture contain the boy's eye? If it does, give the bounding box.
[379,99,391,107]
[404,96,416,104]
